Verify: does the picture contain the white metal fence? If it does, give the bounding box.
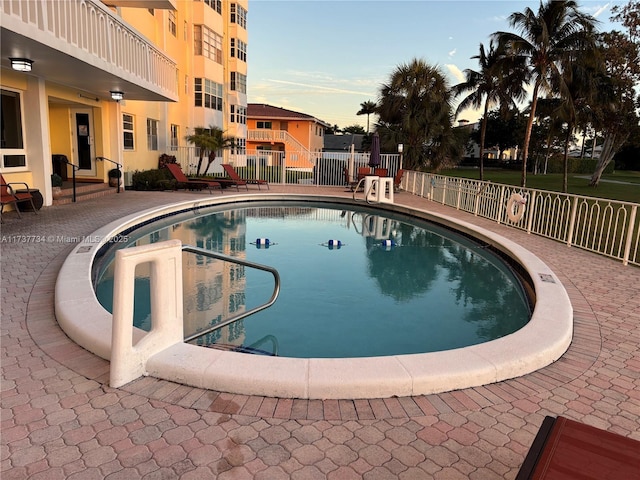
[169,147,401,186]
[400,171,640,267]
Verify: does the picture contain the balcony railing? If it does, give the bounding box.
[247,130,309,153]
[1,0,178,100]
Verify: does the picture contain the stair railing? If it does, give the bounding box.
[95,156,123,193]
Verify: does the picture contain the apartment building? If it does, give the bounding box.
[246,103,329,168]
[1,0,248,207]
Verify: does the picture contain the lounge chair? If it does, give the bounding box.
[165,164,222,194]
[1,174,37,222]
[221,164,269,190]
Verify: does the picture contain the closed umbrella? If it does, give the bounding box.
[368,132,381,170]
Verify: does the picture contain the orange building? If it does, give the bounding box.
[246,104,329,169]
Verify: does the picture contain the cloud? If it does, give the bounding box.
[445,64,465,83]
[266,79,374,96]
[448,48,457,57]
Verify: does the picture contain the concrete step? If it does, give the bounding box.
[53,183,119,205]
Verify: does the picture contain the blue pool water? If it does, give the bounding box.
[95,201,531,358]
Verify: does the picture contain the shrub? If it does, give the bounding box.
[131,169,177,191]
[51,173,63,187]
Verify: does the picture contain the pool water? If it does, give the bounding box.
[95,202,531,358]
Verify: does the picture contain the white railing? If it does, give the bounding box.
[1,0,178,98]
[169,147,401,186]
[401,171,640,267]
[247,129,309,153]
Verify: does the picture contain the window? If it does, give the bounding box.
[201,0,222,14]
[123,114,134,150]
[170,124,179,149]
[230,3,247,28]
[230,105,246,124]
[147,119,158,150]
[230,138,246,155]
[0,89,26,168]
[168,10,176,36]
[194,25,223,64]
[230,72,247,93]
[194,78,223,111]
[257,121,272,129]
[230,38,247,62]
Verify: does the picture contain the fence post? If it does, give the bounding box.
[497,186,506,224]
[566,196,579,247]
[526,191,536,234]
[456,178,462,210]
[622,205,637,266]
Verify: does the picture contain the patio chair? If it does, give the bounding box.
[343,167,359,191]
[1,174,38,222]
[357,167,372,181]
[165,164,222,194]
[374,168,389,177]
[221,164,269,190]
[393,169,405,192]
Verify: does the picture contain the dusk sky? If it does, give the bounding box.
[247,1,622,129]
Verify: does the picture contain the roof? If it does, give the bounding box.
[323,134,365,152]
[247,103,330,127]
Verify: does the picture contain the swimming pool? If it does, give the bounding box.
[55,193,572,399]
[94,201,532,358]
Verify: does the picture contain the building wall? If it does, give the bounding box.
[1,0,248,208]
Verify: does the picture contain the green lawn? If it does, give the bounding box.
[438,168,640,204]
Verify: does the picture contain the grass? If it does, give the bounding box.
[438,168,640,204]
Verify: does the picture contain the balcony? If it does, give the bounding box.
[1,0,178,102]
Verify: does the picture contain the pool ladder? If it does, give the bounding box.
[182,245,281,344]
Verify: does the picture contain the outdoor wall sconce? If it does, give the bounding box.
[10,58,33,72]
[110,91,124,101]
[397,144,404,153]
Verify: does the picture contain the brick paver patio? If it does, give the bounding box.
[2,186,639,479]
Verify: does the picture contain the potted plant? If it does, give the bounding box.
[51,173,63,199]
[108,168,122,187]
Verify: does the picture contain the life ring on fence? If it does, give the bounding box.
[506,193,527,223]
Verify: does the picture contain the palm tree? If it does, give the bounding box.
[493,0,597,187]
[357,100,377,133]
[185,126,234,175]
[376,58,455,171]
[452,41,525,181]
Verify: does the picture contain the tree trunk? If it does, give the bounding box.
[196,148,205,176]
[562,126,572,193]
[478,101,489,182]
[589,131,627,186]
[520,80,541,188]
[204,151,216,175]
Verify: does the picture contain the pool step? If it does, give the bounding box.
[206,343,276,356]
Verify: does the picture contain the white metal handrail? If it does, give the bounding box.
[401,171,640,267]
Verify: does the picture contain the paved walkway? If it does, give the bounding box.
[2,187,639,479]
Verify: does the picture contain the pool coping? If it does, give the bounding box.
[54,193,573,399]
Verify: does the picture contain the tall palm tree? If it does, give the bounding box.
[185,126,234,175]
[493,0,597,187]
[452,41,525,181]
[376,58,455,171]
[356,100,377,133]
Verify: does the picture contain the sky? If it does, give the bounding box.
[247,0,624,129]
